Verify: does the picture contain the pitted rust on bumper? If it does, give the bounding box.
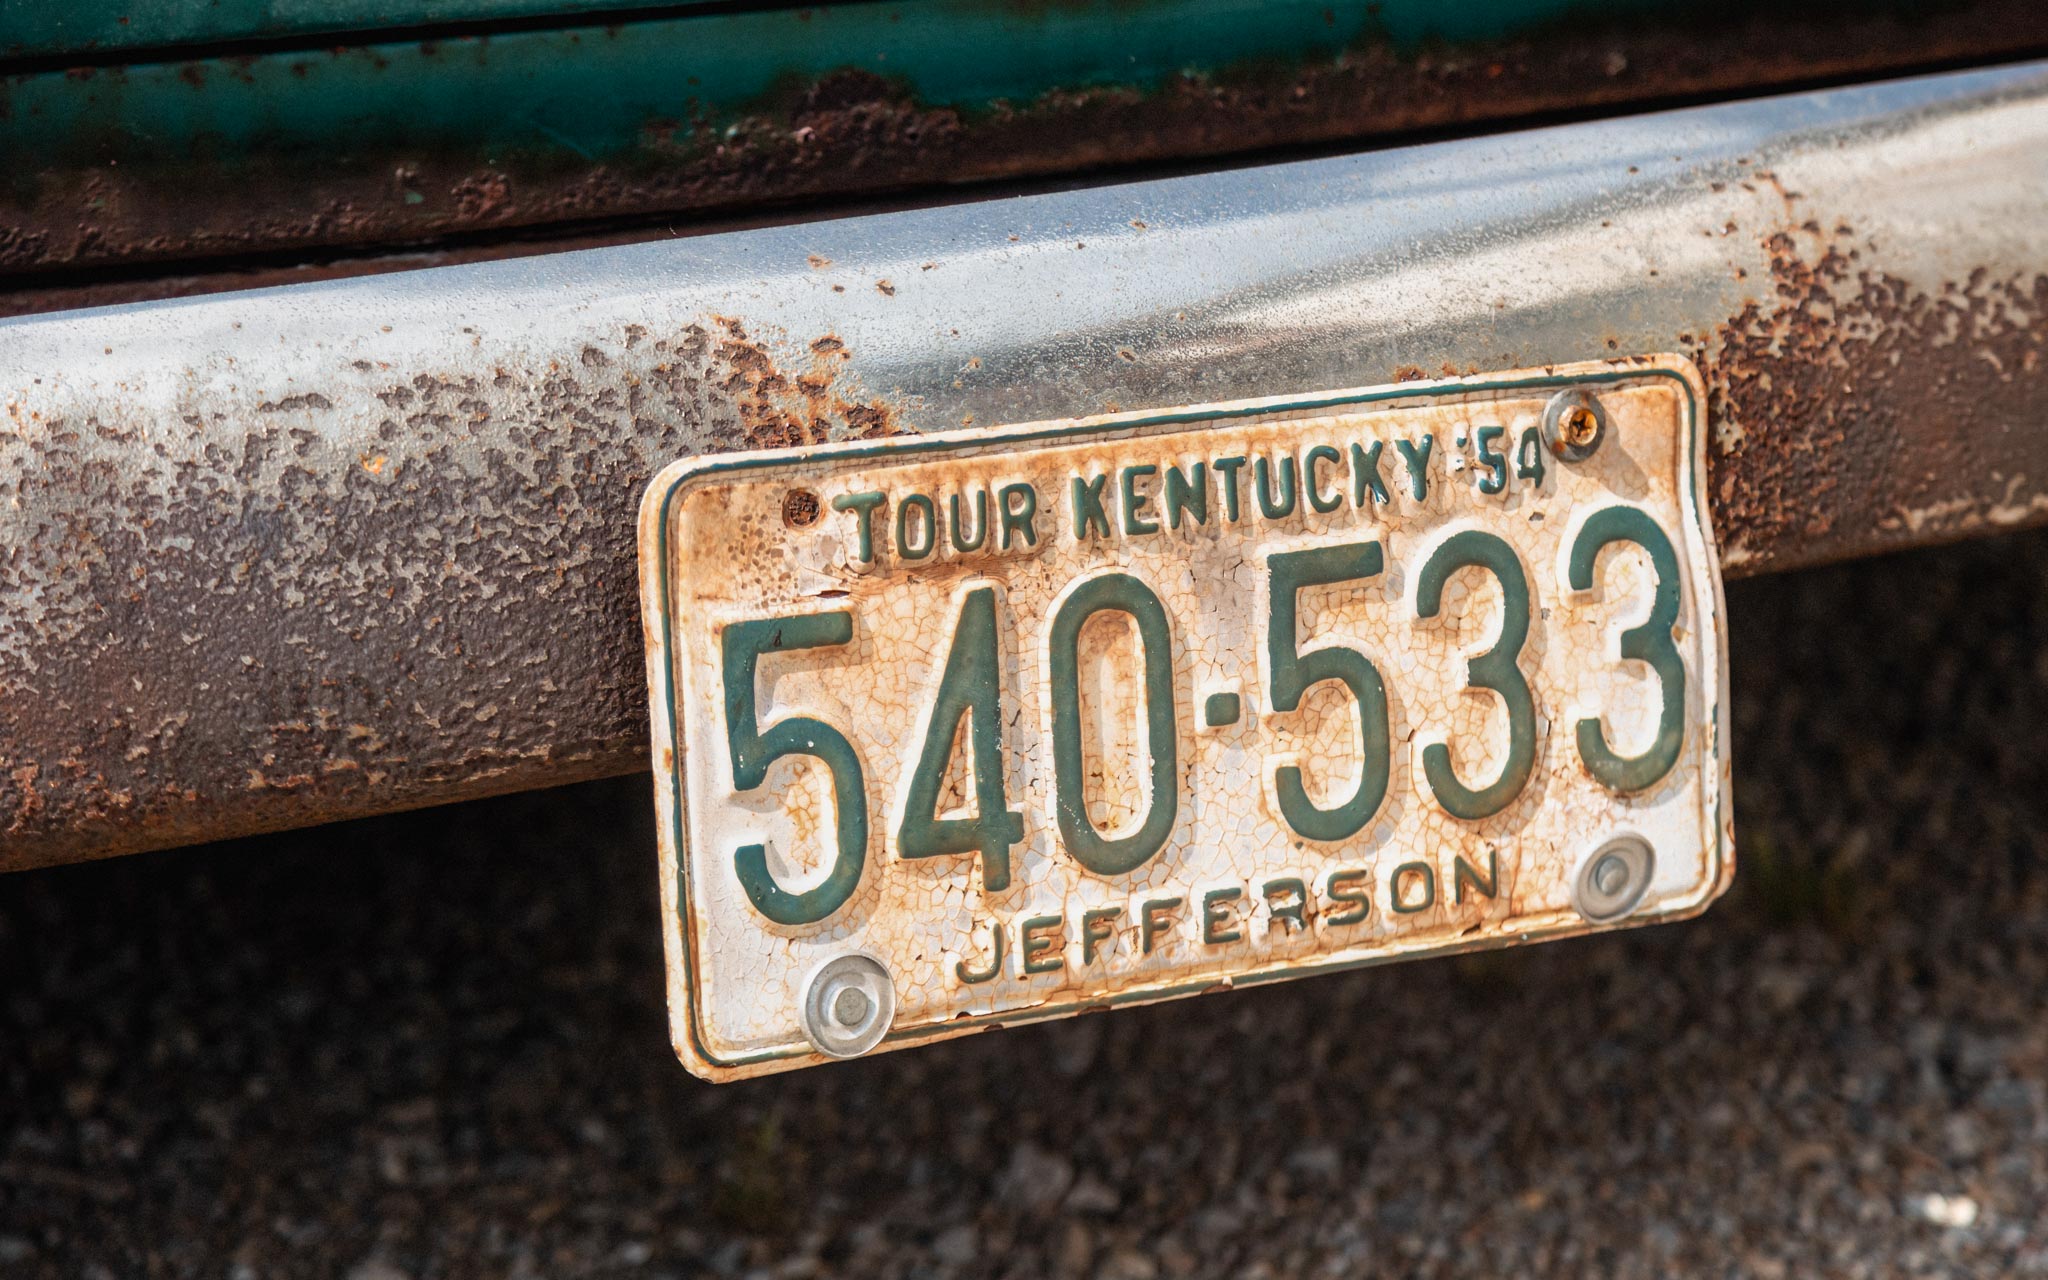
[0,317,906,865]
[1700,229,2048,575]
[3,66,2047,868]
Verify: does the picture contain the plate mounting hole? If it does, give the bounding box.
[782,488,822,528]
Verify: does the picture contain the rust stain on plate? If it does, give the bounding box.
[640,356,1733,1080]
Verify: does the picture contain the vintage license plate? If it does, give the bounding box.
[639,356,1731,1081]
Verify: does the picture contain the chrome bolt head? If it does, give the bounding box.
[1542,388,1608,462]
[1572,834,1655,923]
[799,953,895,1058]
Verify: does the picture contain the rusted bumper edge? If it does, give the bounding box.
[3,64,2046,870]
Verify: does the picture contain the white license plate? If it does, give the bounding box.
[639,356,1731,1080]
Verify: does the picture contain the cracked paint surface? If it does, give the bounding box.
[641,357,1732,1080]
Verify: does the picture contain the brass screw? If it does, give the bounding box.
[1559,404,1601,449]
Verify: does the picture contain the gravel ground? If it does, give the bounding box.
[11,530,2048,1278]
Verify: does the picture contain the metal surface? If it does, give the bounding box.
[4,0,2047,277]
[1543,389,1608,464]
[1573,833,1655,922]
[1,64,2046,869]
[640,357,1730,1080]
[0,0,1653,59]
[797,953,895,1059]
[0,0,735,56]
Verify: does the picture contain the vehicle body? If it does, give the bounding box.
[2,0,2047,1070]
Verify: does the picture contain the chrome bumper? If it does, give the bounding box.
[3,63,2045,866]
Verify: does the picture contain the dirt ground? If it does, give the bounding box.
[9,530,2048,1278]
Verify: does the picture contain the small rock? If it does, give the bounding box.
[1754,966,1813,1013]
[1193,1205,1244,1238]
[997,1142,1075,1213]
[1064,1173,1121,1215]
[1944,1113,1985,1161]
[1285,1142,1341,1182]
[1096,1247,1159,1280]
[1058,1221,1094,1275]
[1050,1019,1104,1078]
[1644,1221,1682,1256]
[1742,1254,1788,1280]
[1156,1235,1200,1278]
[613,1241,653,1266]
[932,1225,979,1267]
[1911,1193,1981,1228]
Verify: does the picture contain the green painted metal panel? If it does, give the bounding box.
[1,0,1663,61]
[0,0,2029,277]
[6,0,1705,176]
[0,2,726,59]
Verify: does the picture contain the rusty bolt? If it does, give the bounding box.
[799,953,896,1058]
[782,488,822,528]
[1572,834,1655,923]
[1542,388,1608,462]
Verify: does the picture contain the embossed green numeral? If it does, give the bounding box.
[898,586,1025,892]
[1568,506,1686,793]
[1266,542,1392,841]
[721,612,869,926]
[715,496,1690,916]
[1049,573,1179,875]
[1416,530,1535,820]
